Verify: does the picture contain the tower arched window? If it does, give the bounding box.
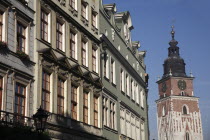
[162,106,166,116]
[186,132,190,140]
[183,106,188,115]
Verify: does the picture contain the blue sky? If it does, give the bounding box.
[104,0,210,139]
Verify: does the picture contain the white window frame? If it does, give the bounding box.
[120,68,125,92]
[136,84,139,104]
[126,74,130,96]
[110,57,116,84]
[41,7,51,43]
[56,18,65,52]
[0,6,8,43]
[15,16,30,55]
[140,90,144,108]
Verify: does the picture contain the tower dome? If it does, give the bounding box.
[163,26,186,77]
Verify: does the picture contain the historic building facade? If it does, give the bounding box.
[156,28,203,140]
[0,0,35,120]
[0,0,149,140]
[33,0,105,139]
[99,1,149,140]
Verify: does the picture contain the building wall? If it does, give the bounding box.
[99,1,149,140]
[0,0,35,117]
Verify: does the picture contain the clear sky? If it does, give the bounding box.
[103,0,210,139]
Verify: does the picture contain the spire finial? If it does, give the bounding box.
[169,68,172,76]
[171,25,175,40]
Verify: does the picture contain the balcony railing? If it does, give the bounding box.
[0,110,33,128]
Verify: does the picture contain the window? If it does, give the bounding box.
[126,111,131,137]
[104,55,109,78]
[71,85,77,120]
[110,101,115,129]
[186,132,190,140]
[136,119,140,140]
[15,83,26,116]
[140,90,144,108]
[110,58,115,84]
[126,74,129,96]
[131,115,136,139]
[0,13,3,41]
[181,91,185,96]
[42,71,50,112]
[183,106,188,115]
[92,10,97,28]
[120,108,125,135]
[81,40,87,66]
[162,106,166,116]
[131,79,133,99]
[57,78,64,115]
[0,76,3,110]
[17,22,26,52]
[103,96,108,126]
[141,122,145,140]
[41,10,48,41]
[70,31,76,59]
[81,2,87,19]
[83,91,88,124]
[56,20,63,50]
[136,85,139,104]
[94,96,98,127]
[92,48,96,72]
[120,69,125,92]
[69,0,76,9]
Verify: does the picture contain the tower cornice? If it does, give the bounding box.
[155,95,199,103]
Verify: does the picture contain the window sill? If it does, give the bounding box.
[121,91,125,95]
[56,48,65,55]
[104,125,118,134]
[104,76,109,82]
[111,82,116,88]
[40,39,51,47]
[141,107,144,110]
[91,25,98,35]
[131,99,135,103]
[81,16,89,26]
[69,6,78,17]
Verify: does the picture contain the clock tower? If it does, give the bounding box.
[156,27,203,140]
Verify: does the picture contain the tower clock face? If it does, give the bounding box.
[178,80,186,90]
[162,82,167,92]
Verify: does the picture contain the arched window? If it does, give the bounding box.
[162,106,166,116]
[186,132,190,140]
[183,106,188,115]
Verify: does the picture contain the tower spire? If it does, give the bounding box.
[171,25,175,40]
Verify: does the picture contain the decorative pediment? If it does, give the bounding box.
[52,49,65,60]
[104,4,116,13]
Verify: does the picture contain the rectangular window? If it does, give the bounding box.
[94,96,98,127]
[92,11,96,27]
[57,78,64,115]
[81,40,87,66]
[126,111,131,137]
[104,59,107,77]
[0,13,3,41]
[126,74,129,96]
[69,0,76,9]
[70,31,76,59]
[17,22,26,52]
[83,91,88,124]
[141,122,145,140]
[120,108,125,135]
[56,21,63,50]
[136,85,139,104]
[41,10,48,41]
[110,101,115,129]
[0,76,3,110]
[131,79,133,99]
[81,3,87,19]
[141,90,144,108]
[71,85,77,120]
[111,59,114,83]
[92,48,96,72]
[120,69,125,92]
[102,96,108,126]
[42,71,50,112]
[15,83,26,116]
